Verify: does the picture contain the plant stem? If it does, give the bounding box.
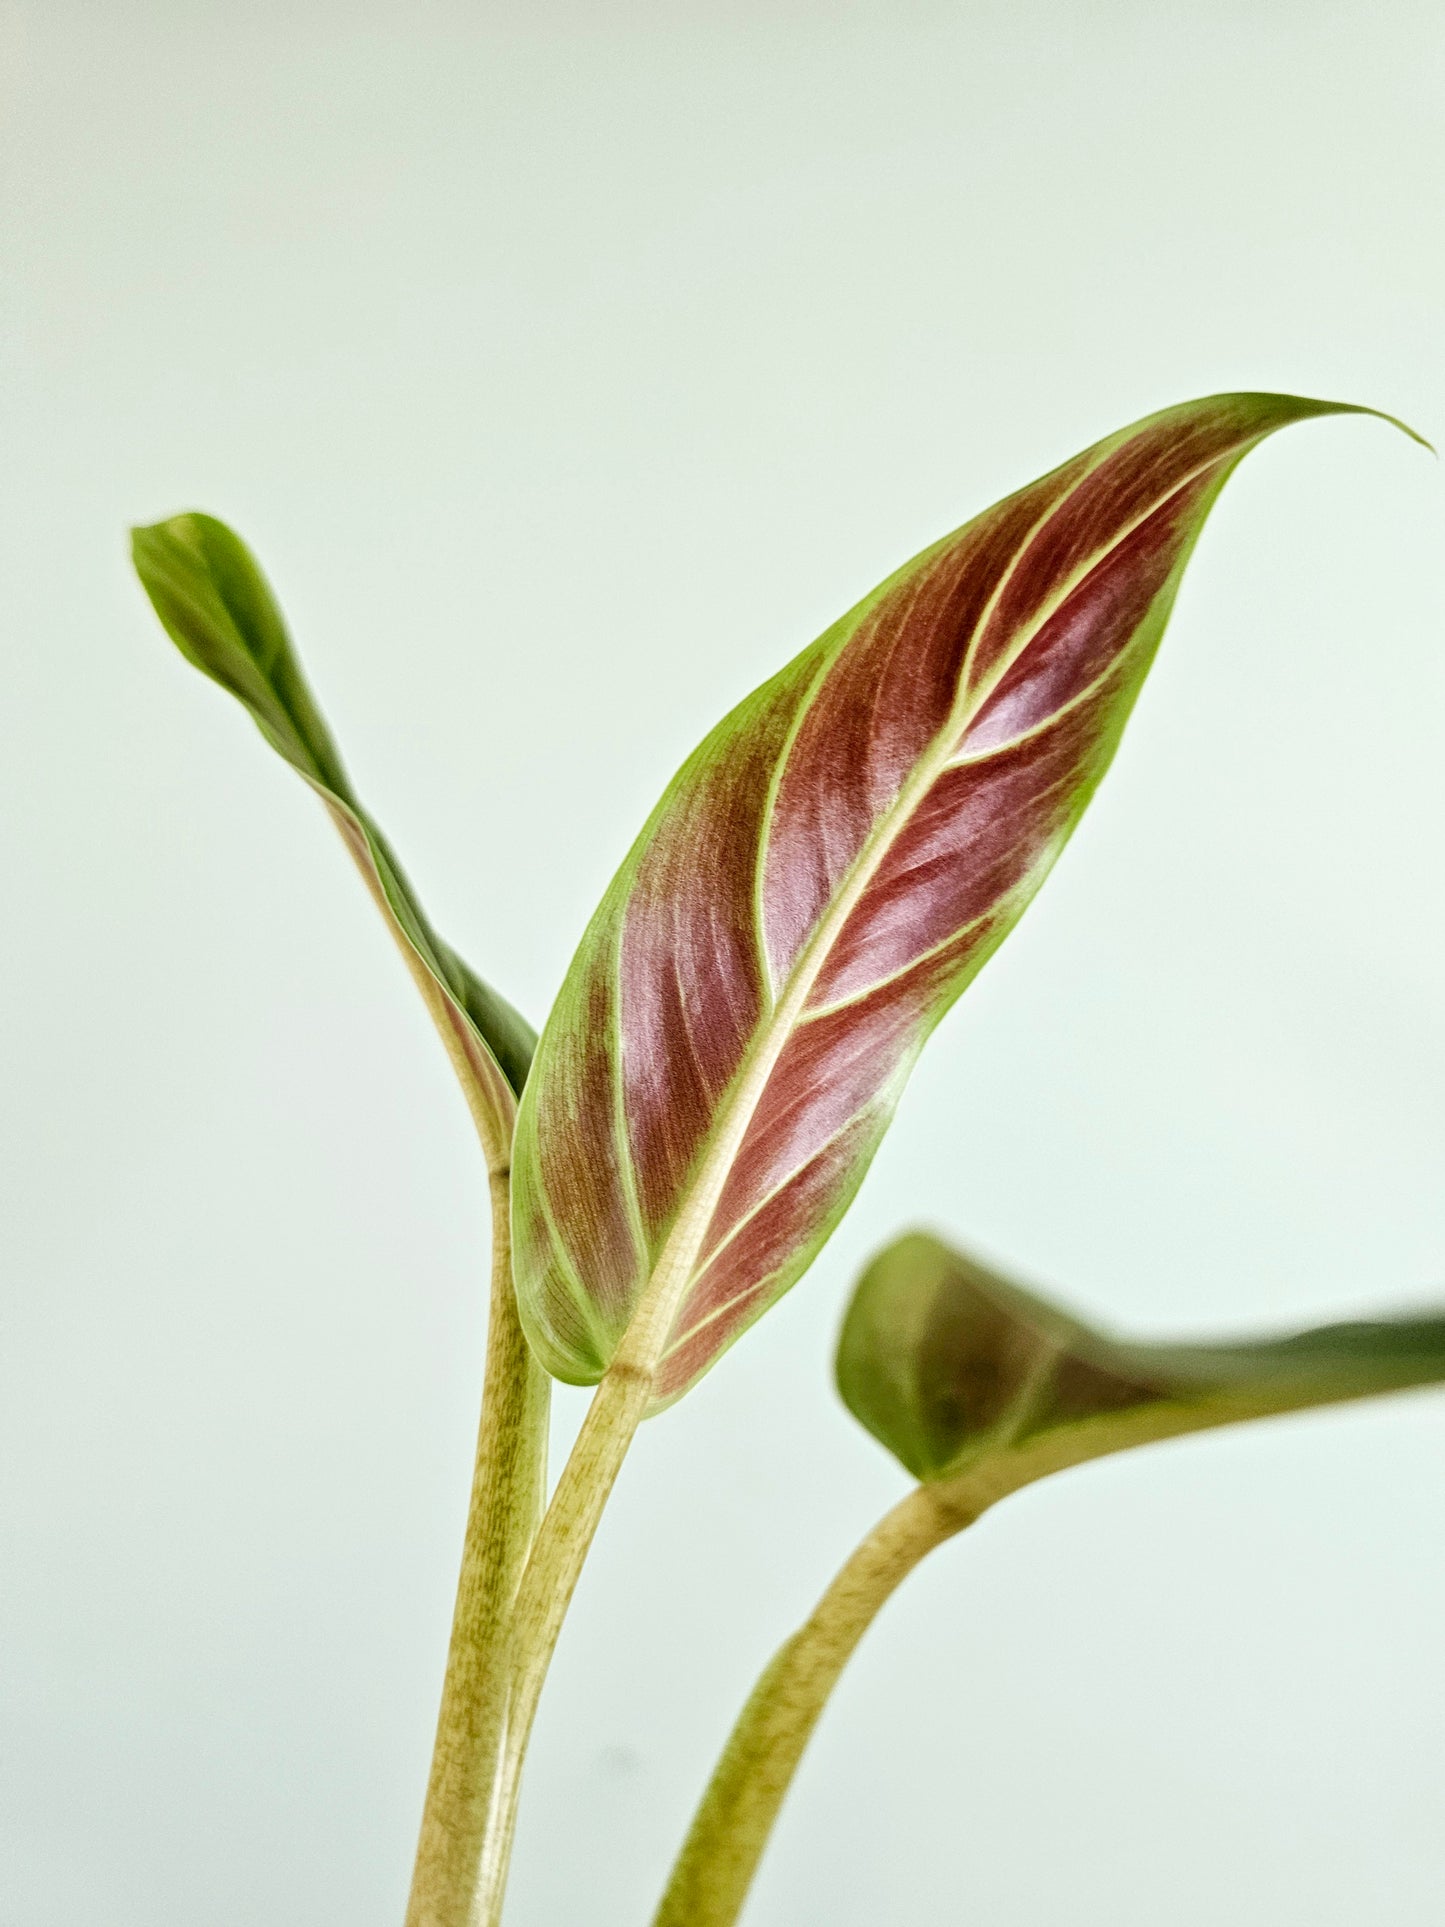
[404,1168,551,1927]
[471,1358,655,1926]
[651,1483,983,1927]
[649,1408,1229,1927]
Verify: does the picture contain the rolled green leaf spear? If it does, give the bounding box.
[129,392,1431,1927]
[128,515,550,1924]
[654,1233,1445,1927]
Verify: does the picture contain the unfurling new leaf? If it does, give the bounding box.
[512,392,1407,1405]
[131,513,534,1170]
[838,1230,1445,1487]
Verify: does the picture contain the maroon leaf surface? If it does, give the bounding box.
[512,393,1408,1403]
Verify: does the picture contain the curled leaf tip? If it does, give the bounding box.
[1345,402,1434,455]
[1317,398,1432,455]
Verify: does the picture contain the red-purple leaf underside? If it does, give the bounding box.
[512,393,1399,1404]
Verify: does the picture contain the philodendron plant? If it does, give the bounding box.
[131,392,1440,1926]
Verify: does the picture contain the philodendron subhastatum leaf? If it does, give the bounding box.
[513,392,1410,1404]
[131,514,535,1170]
[838,1232,1445,1487]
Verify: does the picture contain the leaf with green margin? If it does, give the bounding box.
[131,512,535,1170]
[512,393,1423,1406]
[837,1231,1445,1487]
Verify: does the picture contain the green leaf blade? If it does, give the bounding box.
[132,514,352,797]
[131,512,535,1165]
[837,1230,1445,1488]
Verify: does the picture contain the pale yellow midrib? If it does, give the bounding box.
[613,732,961,1378]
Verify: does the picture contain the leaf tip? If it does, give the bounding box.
[1275,393,1433,455]
[1341,401,1434,456]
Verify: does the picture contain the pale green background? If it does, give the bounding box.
[4,3,1445,1922]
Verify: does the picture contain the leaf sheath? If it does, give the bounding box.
[404,1171,549,1927]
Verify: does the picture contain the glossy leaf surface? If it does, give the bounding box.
[132,513,534,1169]
[838,1231,1445,1483]
[514,393,1400,1399]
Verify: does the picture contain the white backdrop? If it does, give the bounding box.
[4,4,1445,1922]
